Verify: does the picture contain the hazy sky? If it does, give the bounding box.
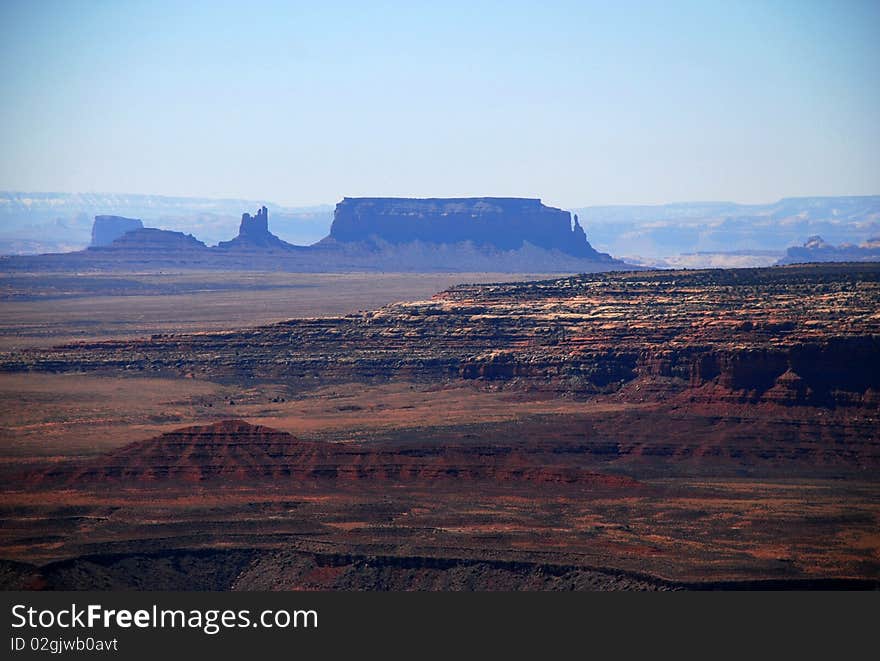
[1,0,878,208]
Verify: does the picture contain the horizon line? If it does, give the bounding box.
[2,189,880,213]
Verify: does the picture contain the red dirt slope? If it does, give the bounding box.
[28,419,639,489]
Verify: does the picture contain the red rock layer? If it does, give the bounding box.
[28,419,639,489]
[4,264,878,407]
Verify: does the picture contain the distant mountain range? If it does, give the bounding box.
[573,196,880,267]
[2,192,878,268]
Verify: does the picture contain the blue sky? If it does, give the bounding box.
[1,0,877,207]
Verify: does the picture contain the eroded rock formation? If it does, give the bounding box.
[778,235,880,264]
[30,419,638,489]
[327,197,612,259]
[217,205,294,251]
[4,263,878,407]
[3,201,634,272]
[93,227,208,252]
[89,215,143,247]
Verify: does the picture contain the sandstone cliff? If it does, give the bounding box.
[89,215,143,247]
[92,227,208,252]
[216,205,294,251]
[3,201,634,272]
[327,197,612,259]
[4,263,878,407]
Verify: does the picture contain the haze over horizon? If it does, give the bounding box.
[2,190,880,211]
[1,1,878,209]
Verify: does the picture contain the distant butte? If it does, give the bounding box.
[217,205,295,251]
[90,215,143,247]
[1,199,637,272]
[324,197,612,260]
[92,227,208,253]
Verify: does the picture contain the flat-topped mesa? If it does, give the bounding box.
[90,215,143,247]
[217,205,293,250]
[329,197,610,259]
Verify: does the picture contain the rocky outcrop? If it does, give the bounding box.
[89,215,143,247]
[3,200,637,272]
[778,235,880,264]
[328,197,613,259]
[4,263,879,407]
[30,419,639,489]
[216,206,294,251]
[93,227,208,252]
[0,550,679,591]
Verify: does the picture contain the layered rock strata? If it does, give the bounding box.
[327,197,611,259]
[3,264,878,407]
[90,216,143,247]
[30,419,639,489]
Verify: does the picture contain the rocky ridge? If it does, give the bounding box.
[28,419,639,489]
[3,263,878,407]
[91,227,208,253]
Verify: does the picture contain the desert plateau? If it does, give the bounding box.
[1,262,877,590]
